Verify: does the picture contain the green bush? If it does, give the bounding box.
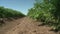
[0,6,25,18]
[27,0,60,31]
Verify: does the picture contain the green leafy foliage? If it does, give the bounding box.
[0,6,25,18]
[27,0,60,31]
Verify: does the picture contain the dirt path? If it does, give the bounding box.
[0,17,58,34]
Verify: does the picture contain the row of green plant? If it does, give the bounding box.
[0,6,25,18]
[28,0,60,32]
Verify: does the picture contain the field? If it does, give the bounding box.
[0,0,60,34]
[0,6,25,25]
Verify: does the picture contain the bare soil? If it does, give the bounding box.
[0,17,59,34]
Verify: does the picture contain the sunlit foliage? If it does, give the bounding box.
[28,0,60,31]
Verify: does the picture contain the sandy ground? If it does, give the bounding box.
[0,17,59,34]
